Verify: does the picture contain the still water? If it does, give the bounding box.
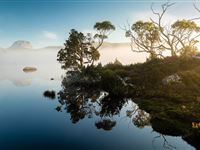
[0,79,194,150]
[0,49,195,150]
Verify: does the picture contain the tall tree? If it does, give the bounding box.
[94,21,116,49]
[57,29,98,70]
[57,21,115,71]
[171,19,200,54]
[150,2,177,56]
[180,45,198,58]
[148,2,200,57]
[125,21,163,59]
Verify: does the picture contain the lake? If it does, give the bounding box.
[0,48,195,150]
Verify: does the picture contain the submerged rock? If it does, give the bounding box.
[23,67,37,73]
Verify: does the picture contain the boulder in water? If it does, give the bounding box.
[23,67,37,73]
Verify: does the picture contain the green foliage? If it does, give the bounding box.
[172,19,200,32]
[170,20,200,56]
[94,20,115,49]
[127,18,200,57]
[179,69,200,91]
[100,57,200,100]
[101,69,126,97]
[80,63,103,84]
[58,20,115,71]
[58,55,200,148]
[131,21,160,43]
[57,29,99,70]
[180,46,198,58]
[126,21,162,59]
[94,20,115,36]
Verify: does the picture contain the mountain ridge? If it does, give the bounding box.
[2,40,131,51]
[8,40,33,50]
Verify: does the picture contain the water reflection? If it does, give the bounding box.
[12,78,32,87]
[44,76,200,150]
[95,119,116,131]
[58,87,126,126]
[43,90,56,100]
[126,105,151,129]
[43,76,147,131]
[149,110,200,149]
[152,134,176,149]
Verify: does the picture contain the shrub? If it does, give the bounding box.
[101,69,127,97]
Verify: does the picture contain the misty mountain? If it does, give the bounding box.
[8,40,33,50]
[4,40,131,51]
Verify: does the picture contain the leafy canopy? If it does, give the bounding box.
[57,21,115,71]
[131,21,160,44]
[57,29,100,70]
[94,21,115,48]
[126,21,162,59]
[172,19,200,32]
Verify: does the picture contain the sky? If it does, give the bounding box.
[0,0,200,48]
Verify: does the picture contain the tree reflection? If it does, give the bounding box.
[152,133,176,150]
[54,74,130,129]
[126,104,151,128]
[58,85,102,123]
[55,77,153,131]
[43,74,200,149]
[43,90,56,99]
[95,119,116,131]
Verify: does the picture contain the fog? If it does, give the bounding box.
[99,44,147,65]
[0,44,147,86]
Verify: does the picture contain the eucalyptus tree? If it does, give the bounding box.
[57,29,97,70]
[150,2,177,56]
[94,20,116,49]
[125,2,176,59]
[125,21,163,59]
[150,2,200,56]
[57,21,115,71]
[171,19,200,56]
[125,2,200,58]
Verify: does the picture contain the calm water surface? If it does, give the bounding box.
[0,50,195,150]
[0,78,194,150]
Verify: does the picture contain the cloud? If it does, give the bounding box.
[43,31,58,40]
